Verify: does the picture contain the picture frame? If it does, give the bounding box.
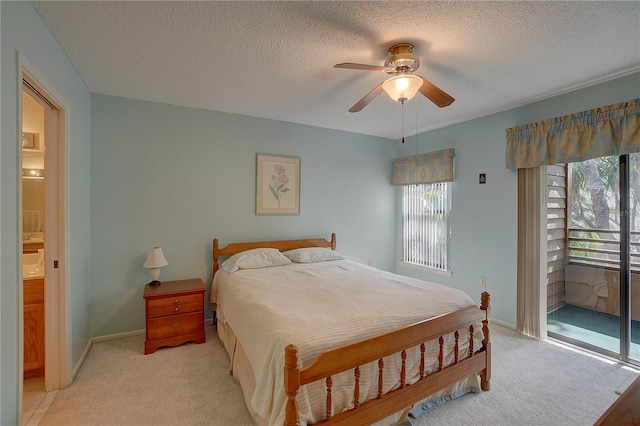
[256,153,300,215]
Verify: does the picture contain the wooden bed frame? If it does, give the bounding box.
[212,234,491,426]
[213,233,337,273]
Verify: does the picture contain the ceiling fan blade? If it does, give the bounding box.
[335,63,391,72]
[418,76,455,107]
[348,83,384,113]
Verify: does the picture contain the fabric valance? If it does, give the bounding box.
[392,148,455,186]
[505,98,640,169]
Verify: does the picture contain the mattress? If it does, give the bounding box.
[212,260,483,425]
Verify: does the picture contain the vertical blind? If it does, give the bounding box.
[507,99,639,339]
[395,148,454,271]
[402,183,450,270]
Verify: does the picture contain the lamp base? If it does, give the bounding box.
[148,280,161,286]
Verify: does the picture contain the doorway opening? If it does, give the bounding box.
[20,68,69,422]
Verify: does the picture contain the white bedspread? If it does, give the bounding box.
[213,260,481,425]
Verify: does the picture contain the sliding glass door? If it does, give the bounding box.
[547,153,639,365]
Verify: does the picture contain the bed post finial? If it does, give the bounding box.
[480,291,491,391]
[480,291,490,311]
[284,344,300,426]
[213,239,220,275]
[330,233,336,251]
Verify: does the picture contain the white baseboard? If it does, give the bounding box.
[71,339,92,381]
[490,318,515,329]
[91,329,145,343]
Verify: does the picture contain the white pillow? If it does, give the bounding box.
[283,247,345,263]
[220,248,291,273]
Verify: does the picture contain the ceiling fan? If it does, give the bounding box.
[334,43,455,113]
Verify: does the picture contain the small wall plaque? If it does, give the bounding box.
[479,173,487,184]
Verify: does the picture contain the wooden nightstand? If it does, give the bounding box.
[143,278,206,354]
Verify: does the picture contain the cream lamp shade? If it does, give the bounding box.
[143,247,168,286]
[382,74,423,103]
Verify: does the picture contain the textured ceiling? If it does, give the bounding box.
[31,1,640,140]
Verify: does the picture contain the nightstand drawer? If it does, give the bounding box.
[147,301,202,318]
[147,293,201,308]
[147,311,203,340]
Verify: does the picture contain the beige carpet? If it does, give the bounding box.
[40,324,639,426]
[411,326,638,426]
[40,326,252,425]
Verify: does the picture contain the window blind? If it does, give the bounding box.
[402,183,450,271]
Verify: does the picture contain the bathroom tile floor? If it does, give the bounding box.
[23,377,57,426]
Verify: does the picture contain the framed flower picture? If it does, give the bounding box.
[256,153,300,215]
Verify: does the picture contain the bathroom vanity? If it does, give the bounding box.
[23,253,45,379]
[24,277,44,378]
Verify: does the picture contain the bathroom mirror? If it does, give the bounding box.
[23,176,45,243]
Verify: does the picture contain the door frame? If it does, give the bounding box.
[18,53,71,395]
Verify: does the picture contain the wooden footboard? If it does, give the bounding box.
[284,292,491,426]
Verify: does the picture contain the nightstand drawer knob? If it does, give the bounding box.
[171,322,181,329]
[174,299,180,304]
[174,307,179,312]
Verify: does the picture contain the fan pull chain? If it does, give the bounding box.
[401,101,405,144]
[415,98,418,148]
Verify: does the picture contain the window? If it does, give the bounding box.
[402,183,451,271]
[567,153,640,272]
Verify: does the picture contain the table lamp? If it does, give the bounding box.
[143,247,168,286]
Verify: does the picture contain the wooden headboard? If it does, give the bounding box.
[212,233,336,275]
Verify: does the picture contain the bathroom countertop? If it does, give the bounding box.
[23,265,44,279]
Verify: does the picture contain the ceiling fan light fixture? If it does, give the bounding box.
[382,74,422,103]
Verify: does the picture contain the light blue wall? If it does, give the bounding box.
[394,72,640,326]
[90,95,396,336]
[1,2,92,424]
[2,3,637,423]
